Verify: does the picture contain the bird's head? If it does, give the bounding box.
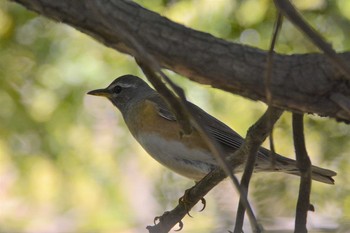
[87,74,153,112]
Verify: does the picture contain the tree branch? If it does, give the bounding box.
[274,0,350,80]
[292,113,312,233]
[9,0,350,122]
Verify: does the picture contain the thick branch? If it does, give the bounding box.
[10,0,350,122]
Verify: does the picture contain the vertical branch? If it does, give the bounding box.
[233,12,283,233]
[292,113,312,233]
[266,12,283,168]
[264,12,283,105]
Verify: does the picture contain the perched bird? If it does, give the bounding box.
[88,75,336,184]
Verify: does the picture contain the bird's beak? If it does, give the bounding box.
[87,88,111,97]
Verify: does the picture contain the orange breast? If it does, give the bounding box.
[123,98,216,180]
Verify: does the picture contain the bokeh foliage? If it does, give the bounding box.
[0,0,349,232]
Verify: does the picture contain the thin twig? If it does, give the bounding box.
[266,11,283,189]
[292,113,312,233]
[264,12,283,105]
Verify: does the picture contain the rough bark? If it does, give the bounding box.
[10,0,350,122]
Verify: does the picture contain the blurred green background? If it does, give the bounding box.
[0,0,349,232]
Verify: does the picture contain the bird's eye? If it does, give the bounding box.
[113,85,122,94]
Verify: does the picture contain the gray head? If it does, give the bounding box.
[87,75,155,112]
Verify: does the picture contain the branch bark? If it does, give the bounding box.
[10,0,350,122]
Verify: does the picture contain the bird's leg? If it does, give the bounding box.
[178,189,194,217]
[150,182,207,232]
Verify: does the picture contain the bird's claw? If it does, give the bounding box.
[179,188,207,216]
[199,197,206,212]
[153,211,183,231]
[179,195,193,217]
[153,215,160,225]
[174,220,184,231]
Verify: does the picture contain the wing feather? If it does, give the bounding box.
[149,94,245,150]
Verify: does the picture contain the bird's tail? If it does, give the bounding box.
[285,164,336,184]
[275,155,336,184]
[257,149,337,184]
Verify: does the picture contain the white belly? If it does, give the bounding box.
[136,133,217,181]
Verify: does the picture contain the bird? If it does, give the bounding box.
[87,74,336,184]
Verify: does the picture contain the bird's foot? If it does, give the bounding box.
[153,211,184,231]
[178,188,206,217]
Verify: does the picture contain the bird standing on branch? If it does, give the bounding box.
[88,75,336,184]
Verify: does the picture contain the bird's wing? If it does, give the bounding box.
[148,94,245,150]
[188,102,245,150]
[147,94,177,121]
